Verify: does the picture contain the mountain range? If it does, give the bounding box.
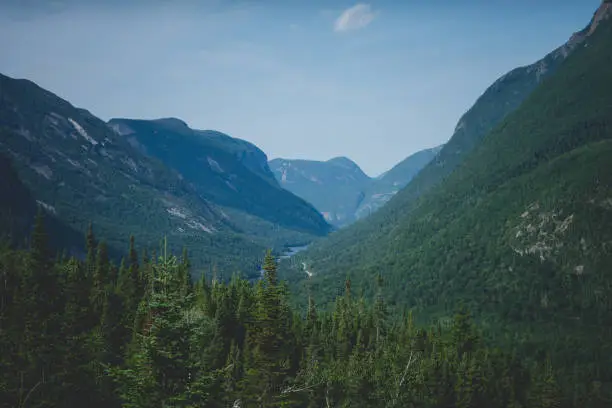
[107,117,330,239]
[269,145,442,227]
[0,70,444,274]
[1,1,612,404]
[0,73,330,278]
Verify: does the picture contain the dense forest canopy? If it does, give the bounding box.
[0,214,610,407]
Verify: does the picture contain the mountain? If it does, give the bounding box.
[0,152,38,240]
[361,5,609,228]
[354,145,443,219]
[374,145,443,189]
[0,152,84,254]
[284,0,612,387]
[268,156,370,225]
[292,1,612,274]
[111,117,278,185]
[269,147,441,227]
[108,118,330,239]
[0,73,328,277]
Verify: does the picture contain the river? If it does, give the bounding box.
[257,244,311,279]
[279,244,309,259]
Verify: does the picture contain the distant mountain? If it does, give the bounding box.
[268,156,370,226]
[354,145,443,219]
[375,145,443,188]
[269,147,442,227]
[108,118,331,238]
[0,73,329,278]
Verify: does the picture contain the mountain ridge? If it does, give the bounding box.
[281,4,612,386]
[269,145,442,226]
[108,117,332,237]
[0,72,329,277]
[109,118,279,186]
[289,0,612,252]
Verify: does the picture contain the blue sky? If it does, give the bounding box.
[0,0,602,176]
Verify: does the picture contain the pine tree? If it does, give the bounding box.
[117,244,140,336]
[30,207,51,275]
[92,241,110,317]
[85,222,97,277]
[374,272,388,347]
[452,305,478,357]
[529,359,563,408]
[306,293,318,340]
[242,249,291,405]
[112,238,211,407]
[178,247,192,297]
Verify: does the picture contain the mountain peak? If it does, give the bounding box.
[588,1,612,34]
[151,117,190,130]
[327,156,359,169]
[567,0,611,45]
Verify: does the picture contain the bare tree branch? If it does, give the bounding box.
[20,380,42,408]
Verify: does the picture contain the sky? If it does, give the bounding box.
[0,0,602,176]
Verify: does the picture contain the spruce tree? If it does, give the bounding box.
[243,249,291,405]
[85,222,97,277]
[91,241,110,317]
[23,208,60,400]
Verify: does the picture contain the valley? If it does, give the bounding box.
[0,73,330,280]
[280,2,612,403]
[1,1,611,406]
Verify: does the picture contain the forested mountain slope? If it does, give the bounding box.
[0,73,323,277]
[298,2,608,253]
[354,145,443,220]
[108,118,330,238]
[293,1,612,301]
[284,1,612,392]
[0,152,83,254]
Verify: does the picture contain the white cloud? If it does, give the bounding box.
[334,3,376,32]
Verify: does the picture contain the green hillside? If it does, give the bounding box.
[297,6,599,256]
[355,145,443,219]
[284,4,612,397]
[0,152,84,254]
[0,74,315,278]
[108,118,330,238]
[2,2,612,406]
[292,4,612,303]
